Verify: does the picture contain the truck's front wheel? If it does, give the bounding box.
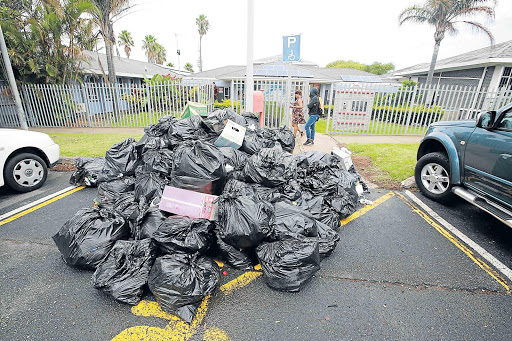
[415,152,453,203]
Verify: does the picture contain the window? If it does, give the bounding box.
[224,87,230,99]
[498,110,512,130]
[498,67,512,90]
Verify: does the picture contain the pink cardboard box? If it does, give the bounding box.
[159,186,218,220]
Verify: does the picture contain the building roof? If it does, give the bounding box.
[193,60,379,82]
[82,51,191,79]
[395,40,512,76]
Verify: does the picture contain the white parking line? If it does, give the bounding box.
[405,190,512,283]
[0,186,77,221]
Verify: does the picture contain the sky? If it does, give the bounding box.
[113,0,512,72]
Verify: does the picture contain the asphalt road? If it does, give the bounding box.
[1,172,511,341]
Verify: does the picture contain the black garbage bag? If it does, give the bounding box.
[167,115,210,147]
[279,180,302,201]
[251,184,281,203]
[271,202,318,241]
[273,127,295,153]
[97,177,135,208]
[213,233,253,270]
[145,116,175,139]
[203,108,246,134]
[69,157,113,187]
[141,147,173,174]
[148,253,220,323]
[113,192,138,220]
[242,112,259,127]
[130,205,170,240]
[105,138,140,176]
[297,192,342,231]
[134,166,167,203]
[240,129,267,155]
[217,195,274,249]
[256,238,320,292]
[52,208,129,270]
[153,216,214,254]
[222,179,255,197]
[327,190,361,219]
[170,140,227,195]
[243,145,297,188]
[219,147,249,171]
[315,220,340,259]
[92,239,155,305]
[295,151,337,171]
[136,134,168,153]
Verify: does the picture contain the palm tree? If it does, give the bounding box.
[89,0,133,84]
[184,62,194,72]
[154,43,167,65]
[142,35,157,62]
[195,14,209,72]
[399,0,495,86]
[118,29,134,58]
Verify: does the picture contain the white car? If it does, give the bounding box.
[0,129,60,192]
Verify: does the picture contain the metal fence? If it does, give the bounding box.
[0,79,215,128]
[327,83,512,136]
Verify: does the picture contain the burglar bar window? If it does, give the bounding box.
[499,67,512,90]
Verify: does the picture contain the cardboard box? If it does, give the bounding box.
[181,102,209,118]
[214,119,246,149]
[159,186,218,220]
[331,147,353,171]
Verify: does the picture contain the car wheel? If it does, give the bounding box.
[4,153,48,193]
[414,152,453,203]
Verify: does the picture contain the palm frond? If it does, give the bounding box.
[398,5,432,25]
[455,20,495,45]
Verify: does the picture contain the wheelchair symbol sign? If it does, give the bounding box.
[283,35,300,62]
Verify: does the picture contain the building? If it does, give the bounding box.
[192,56,386,105]
[81,50,192,85]
[393,40,512,90]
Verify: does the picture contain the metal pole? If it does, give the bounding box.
[175,34,181,72]
[245,0,254,113]
[285,62,292,127]
[0,25,28,130]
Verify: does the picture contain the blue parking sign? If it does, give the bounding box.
[283,35,300,62]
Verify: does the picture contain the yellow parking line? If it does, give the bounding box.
[220,271,263,295]
[396,193,510,291]
[340,191,395,226]
[0,186,84,226]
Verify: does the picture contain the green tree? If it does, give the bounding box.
[399,0,495,86]
[326,60,395,75]
[154,43,166,65]
[0,0,95,84]
[184,62,194,72]
[167,62,174,67]
[195,14,209,72]
[142,35,157,62]
[89,0,133,84]
[118,29,134,58]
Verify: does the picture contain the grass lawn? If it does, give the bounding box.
[347,143,419,182]
[50,133,144,157]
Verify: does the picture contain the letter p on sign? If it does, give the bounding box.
[283,35,300,62]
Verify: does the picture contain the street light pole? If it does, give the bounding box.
[0,25,28,130]
[175,33,181,72]
[245,0,254,113]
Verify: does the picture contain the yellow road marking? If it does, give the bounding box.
[340,191,395,226]
[396,193,510,291]
[113,270,263,340]
[253,264,262,271]
[0,186,85,226]
[220,271,263,295]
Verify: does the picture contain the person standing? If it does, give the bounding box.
[290,90,305,137]
[304,87,320,145]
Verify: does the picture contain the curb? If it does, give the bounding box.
[401,176,417,189]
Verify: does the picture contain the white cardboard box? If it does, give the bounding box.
[331,147,353,171]
[214,119,246,150]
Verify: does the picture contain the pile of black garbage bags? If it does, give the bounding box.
[53,108,367,323]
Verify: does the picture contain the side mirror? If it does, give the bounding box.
[476,111,496,129]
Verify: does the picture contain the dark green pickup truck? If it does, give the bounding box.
[414,102,512,228]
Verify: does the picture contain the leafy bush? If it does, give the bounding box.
[371,105,444,125]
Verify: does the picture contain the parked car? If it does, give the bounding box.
[0,129,60,192]
[414,102,512,228]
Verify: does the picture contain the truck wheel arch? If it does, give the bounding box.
[417,134,461,185]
